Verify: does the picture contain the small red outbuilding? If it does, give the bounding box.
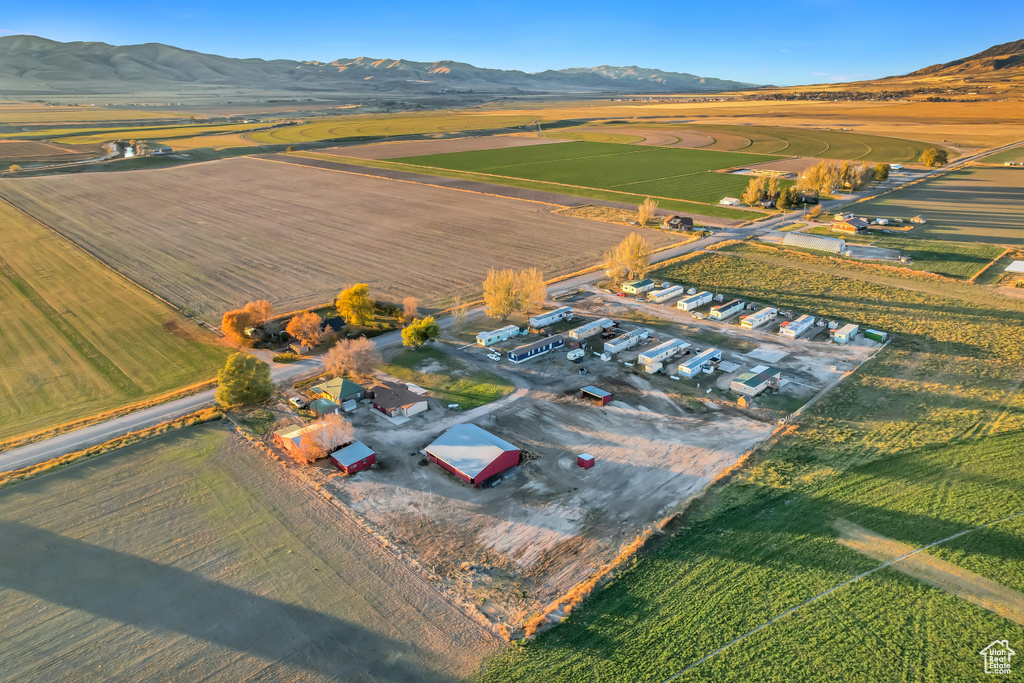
[329,441,376,475]
[577,453,595,469]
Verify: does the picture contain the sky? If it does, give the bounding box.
[2,1,1022,86]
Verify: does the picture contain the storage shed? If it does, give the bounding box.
[508,335,564,363]
[476,325,520,346]
[329,441,376,475]
[577,453,596,469]
[782,233,846,254]
[580,385,613,405]
[710,299,745,320]
[864,329,888,343]
[529,306,573,328]
[309,398,341,417]
[779,314,815,339]
[677,348,723,378]
[425,424,520,487]
[621,279,656,295]
[831,323,859,344]
[676,290,713,311]
[567,318,614,340]
[731,366,782,397]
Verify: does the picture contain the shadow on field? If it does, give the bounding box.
[0,520,444,681]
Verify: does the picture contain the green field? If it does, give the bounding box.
[477,245,1024,682]
[394,141,786,206]
[382,347,515,411]
[0,200,228,442]
[0,423,498,680]
[855,166,1024,244]
[980,146,1024,165]
[249,112,539,144]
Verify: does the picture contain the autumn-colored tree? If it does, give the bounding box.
[636,197,658,226]
[221,308,252,341]
[8,164,22,173]
[874,163,890,181]
[766,176,781,200]
[294,412,354,465]
[286,311,324,346]
[518,268,546,313]
[604,232,652,281]
[741,176,767,207]
[920,148,948,167]
[807,204,824,219]
[797,160,843,194]
[323,337,381,380]
[243,300,273,326]
[215,353,274,408]
[401,316,441,348]
[336,283,374,325]
[483,268,522,321]
[402,297,418,323]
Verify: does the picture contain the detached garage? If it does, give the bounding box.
[425,424,520,487]
[329,441,376,475]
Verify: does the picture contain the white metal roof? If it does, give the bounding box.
[1005,260,1024,273]
[639,338,689,362]
[425,424,518,479]
[330,441,375,468]
[679,347,722,371]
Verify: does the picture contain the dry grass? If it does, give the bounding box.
[0,139,104,163]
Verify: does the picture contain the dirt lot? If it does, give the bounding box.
[300,297,874,629]
[0,423,499,681]
[0,157,679,321]
[327,134,567,160]
[741,156,820,174]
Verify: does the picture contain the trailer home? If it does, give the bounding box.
[832,323,859,344]
[740,307,778,329]
[677,348,723,378]
[476,325,520,347]
[676,290,713,311]
[710,299,745,320]
[603,327,650,354]
[779,314,815,339]
[647,285,685,303]
[529,306,573,328]
[567,318,613,341]
[508,335,565,363]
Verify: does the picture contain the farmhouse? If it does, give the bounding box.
[831,323,859,344]
[663,215,694,230]
[710,299,745,320]
[648,284,685,303]
[312,377,365,403]
[604,327,650,354]
[567,318,614,340]
[329,441,376,475]
[720,197,741,206]
[740,307,778,329]
[425,423,520,487]
[677,290,713,311]
[621,279,656,295]
[529,306,573,328]
[677,347,722,378]
[779,314,815,338]
[782,233,846,254]
[638,338,690,373]
[580,385,613,405]
[731,365,782,397]
[508,335,564,363]
[476,324,520,346]
[368,381,428,417]
[831,218,869,234]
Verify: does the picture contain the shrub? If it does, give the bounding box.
[273,352,298,363]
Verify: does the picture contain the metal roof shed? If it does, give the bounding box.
[329,441,376,475]
[580,385,612,405]
[425,424,520,487]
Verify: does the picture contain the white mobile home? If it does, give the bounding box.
[647,285,685,303]
[677,348,723,378]
[779,314,815,339]
[621,279,656,295]
[603,327,650,355]
[740,307,778,329]
[832,323,859,344]
[508,335,565,363]
[476,325,520,347]
[529,306,573,328]
[638,339,690,369]
[710,299,745,320]
[567,318,614,341]
[676,290,713,311]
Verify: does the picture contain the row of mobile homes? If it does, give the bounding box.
[476,325,520,347]
[710,299,745,320]
[529,306,573,328]
[731,366,782,397]
[648,285,685,303]
[567,318,614,341]
[508,335,565,363]
[779,314,815,339]
[621,279,656,295]
[740,307,778,329]
[604,327,650,354]
[638,338,690,373]
[677,290,713,311]
[831,323,859,344]
[677,348,723,378]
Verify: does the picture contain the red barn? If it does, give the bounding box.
[329,441,376,475]
[425,423,520,487]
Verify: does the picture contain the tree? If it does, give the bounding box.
[215,353,273,408]
[451,297,469,334]
[776,186,798,211]
[920,148,948,167]
[636,197,658,226]
[294,412,354,465]
[244,300,273,326]
[797,160,843,195]
[402,297,418,324]
[766,176,781,200]
[518,268,546,313]
[323,337,380,380]
[482,268,522,321]
[604,232,652,281]
[807,204,824,220]
[741,176,767,207]
[286,311,324,346]
[402,316,441,348]
[8,164,22,173]
[336,283,374,326]
[874,163,890,181]
[286,146,295,153]
[221,308,253,341]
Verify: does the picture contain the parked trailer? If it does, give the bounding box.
[648,285,685,303]
[676,290,713,311]
[529,306,573,328]
[710,299,745,320]
[779,314,815,339]
[740,307,778,329]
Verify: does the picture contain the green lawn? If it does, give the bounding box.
[476,247,1024,682]
[980,146,1024,165]
[382,347,515,410]
[0,200,228,443]
[393,141,787,207]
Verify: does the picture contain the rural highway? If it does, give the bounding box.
[3,138,1021,473]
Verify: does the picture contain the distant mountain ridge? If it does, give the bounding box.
[0,35,757,97]
[905,39,1024,77]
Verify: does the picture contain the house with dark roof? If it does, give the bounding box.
[663,215,694,230]
[369,380,428,417]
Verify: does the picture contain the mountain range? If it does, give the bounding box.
[0,35,756,98]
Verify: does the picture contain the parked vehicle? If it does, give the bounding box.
[567,349,585,361]
[616,292,627,297]
[487,353,501,362]
[289,397,307,409]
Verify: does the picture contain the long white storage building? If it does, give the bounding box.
[677,348,723,378]
[676,291,713,311]
[779,314,815,339]
[603,327,650,354]
[740,307,778,329]
[648,285,685,303]
[476,325,520,347]
[567,318,613,340]
[529,306,573,328]
[782,233,846,254]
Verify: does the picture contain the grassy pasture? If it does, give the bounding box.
[395,141,786,206]
[248,112,539,144]
[0,423,499,680]
[382,347,515,410]
[0,200,227,443]
[982,146,1024,165]
[855,166,1024,244]
[0,157,682,322]
[478,246,1024,682]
